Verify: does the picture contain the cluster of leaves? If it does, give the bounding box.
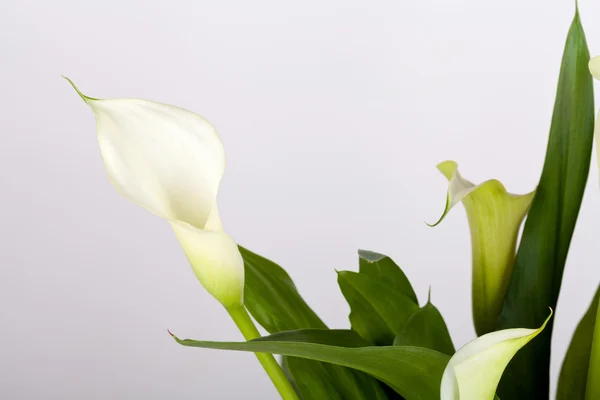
[178,248,454,400]
[172,6,600,400]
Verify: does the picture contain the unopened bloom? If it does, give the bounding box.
[432,161,534,335]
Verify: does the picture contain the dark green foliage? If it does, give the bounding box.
[496,9,595,399]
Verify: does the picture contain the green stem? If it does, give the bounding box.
[586,299,600,400]
[227,306,299,400]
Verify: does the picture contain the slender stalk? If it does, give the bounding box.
[586,299,600,400]
[227,306,299,400]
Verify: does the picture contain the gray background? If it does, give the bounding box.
[2,0,600,398]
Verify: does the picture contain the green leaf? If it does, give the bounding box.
[358,250,418,304]
[281,330,388,400]
[281,357,304,397]
[557,286,600,400]
[431,161,534,335]
[338,271,419,345]
[284,358,344,400]
[496,8,595,399]
[285,356,390,400]
[393,299,455,356]
[259,329,370,347]
[241,246,326,332]
[241,246,388,400]
[170,329,450,400]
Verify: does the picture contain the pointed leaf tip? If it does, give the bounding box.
[358,249,385,262]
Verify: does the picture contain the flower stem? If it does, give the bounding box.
[226,306,299,400]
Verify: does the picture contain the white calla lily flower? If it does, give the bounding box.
[66,78,244,308]
[440,310,552,400]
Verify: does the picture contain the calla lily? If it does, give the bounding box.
[441,310,552,400]
[66,78,244,309]
[432,161,535,335]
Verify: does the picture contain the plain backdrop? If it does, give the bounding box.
[2,0,600,398]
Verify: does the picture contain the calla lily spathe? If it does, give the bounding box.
[432,161,535,335]
[441,310,551,400]
[66,78,245,309]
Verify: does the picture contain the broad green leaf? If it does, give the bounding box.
[432,160,534,335]
[284,357,344,400]
[258,329,371,347]
[170,328,450,400]
[241,247,387,400]
[285,356,390,400]
[241,246,326,332]
[393,299,455,356]
[281,357,305,397]
[496,9,594,399]
[338,271,418,345]
[356,250,418,399]
[281,330,388,400]
[358,250,418,304]
[557,286,599,400]
[441,311,551,400]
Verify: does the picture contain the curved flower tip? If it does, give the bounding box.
[430,161,535,335]
[67,80,244,308]
[589,56,600,81]
[427,161,475,227]
[429,161,534,227]
[441,309,553,400]
[62,76,98,102]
